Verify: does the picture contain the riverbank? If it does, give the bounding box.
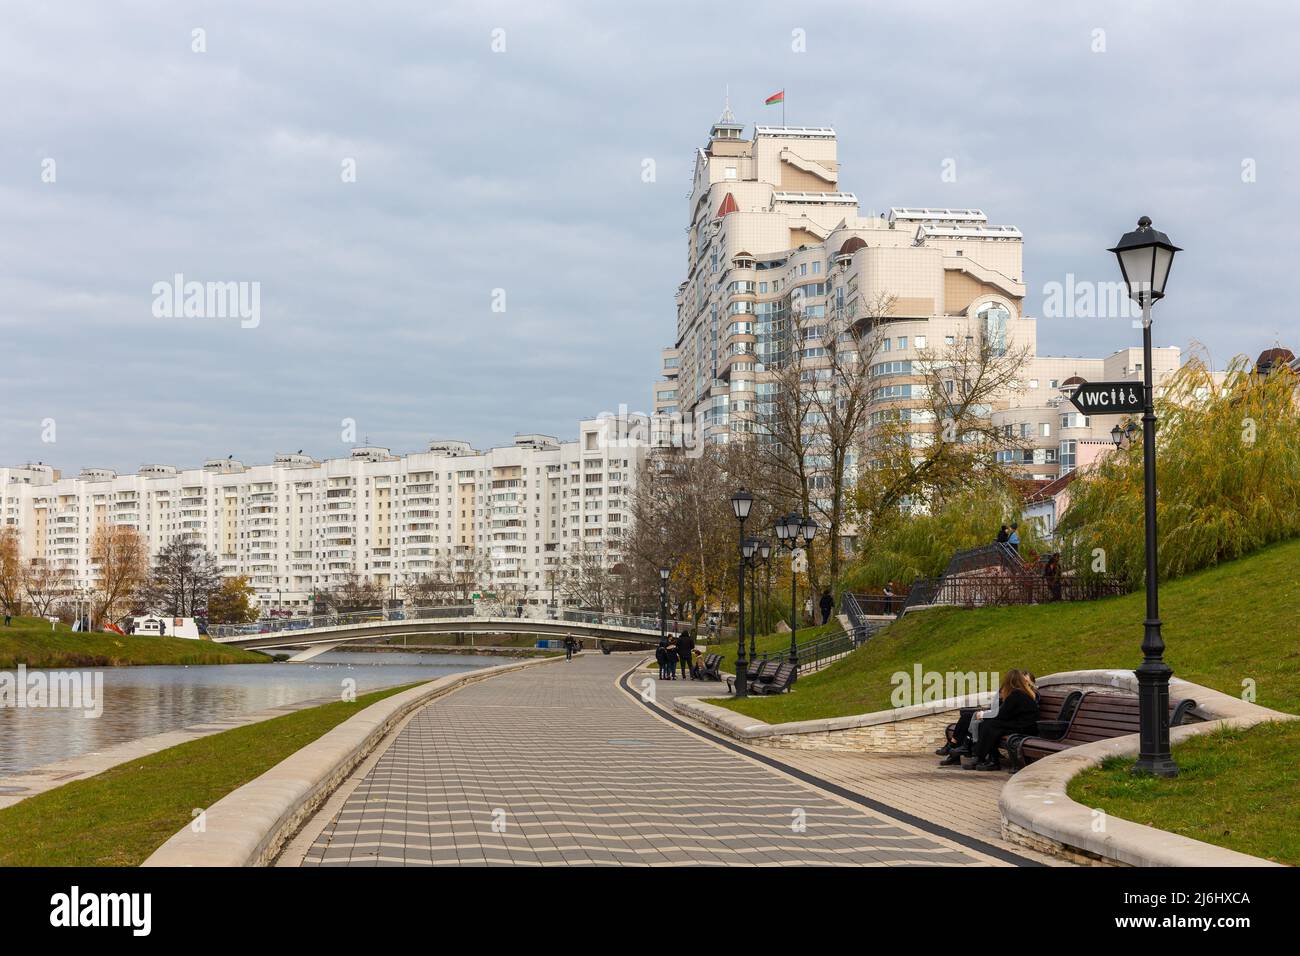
[0,616,271,668]
[0,682,420,866]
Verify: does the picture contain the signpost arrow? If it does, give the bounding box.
[1068,381,1143,416]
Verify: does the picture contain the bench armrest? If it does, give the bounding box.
[1036,719,1070,740]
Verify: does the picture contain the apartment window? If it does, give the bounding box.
[1049,379,1059,389]
[915,335,926,349]
[811,261,821,274]
[882,338,891,352]
[1040,422,1051,437]
[945,335,956,346]
[799,263,807,276]
[1029,378,1039,389]
[897,336,908,350]
[725,166,737,180]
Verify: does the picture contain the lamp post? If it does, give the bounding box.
[1109,216,1181,778]
[759,539,772,637]
[774,511,818,670]
[730,489,753,697]
[743,538,759,661]
[658,566,670,646]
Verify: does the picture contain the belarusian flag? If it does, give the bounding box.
[765,90,785,106]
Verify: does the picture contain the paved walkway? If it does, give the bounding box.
[297,654,1037,866]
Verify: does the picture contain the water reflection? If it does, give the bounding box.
[0,650,493,774]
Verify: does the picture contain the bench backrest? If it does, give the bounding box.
[1061,694,1142,743]
[769,661,796,688]
[1035,689,1083,724]
[754,660,781,682]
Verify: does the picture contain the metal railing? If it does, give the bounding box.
[910,572,1126,608]
[211,603,676,639]
[755,619,882,673]
[844,590,906,619]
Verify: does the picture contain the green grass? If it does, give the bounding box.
[0,682,421,866]
[713,537,1300,723]
[0,616,271,668]
[1068,721,1300,865]
[700,622,842,674]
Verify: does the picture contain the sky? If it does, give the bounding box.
[1,0,1296,474]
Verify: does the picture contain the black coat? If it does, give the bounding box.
[991,689,1039,734]
[677,632,693,654]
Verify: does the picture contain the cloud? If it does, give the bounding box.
[0,0,1293,471]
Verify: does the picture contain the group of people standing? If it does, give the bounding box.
[655,629,702,680]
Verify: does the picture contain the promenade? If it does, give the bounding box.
[289,654,1037,867]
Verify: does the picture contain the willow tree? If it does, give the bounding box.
[1058,349,1300,588]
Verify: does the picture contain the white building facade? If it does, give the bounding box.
[0,416,645,612]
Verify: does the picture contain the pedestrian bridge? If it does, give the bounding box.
[211,606,695,660]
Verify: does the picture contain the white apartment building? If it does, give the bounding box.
[0,416,646,612]
[655,105,1183,484]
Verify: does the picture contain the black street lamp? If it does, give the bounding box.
[743,538,760,661]
[774,510,818,671]
[658,567,670,645]
[759,539,772,636]
[730,489,753,697]
[1109,215,1181,778]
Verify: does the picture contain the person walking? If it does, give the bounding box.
[996,524,1010,545]
[818,588,834,626]
[677,628,694,679]
[1043,553,1063,601]
[655,638,668,679]
[563,633,576,662]
[1008,522,1021,554]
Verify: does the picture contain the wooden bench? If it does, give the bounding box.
[700,653,723,682]
[943,690,1082,753]
[727,659,778,694]
[751,660,797,695]
[1009,692,1197,767]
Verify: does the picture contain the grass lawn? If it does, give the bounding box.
[0,616,271,668]
[1068,720,1300,865]
[698,622,842,674]
[713,537,1300,723]
[0,682,419,866]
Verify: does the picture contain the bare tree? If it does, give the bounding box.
[314,572,384,614]
[753,291,889,588]
[139,539,223,616]
[23,559,71,618]
[852,327,1032,534]
[90,525,149,627]
[0,527,24,620]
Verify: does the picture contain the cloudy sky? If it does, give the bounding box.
[1,1,1294,473]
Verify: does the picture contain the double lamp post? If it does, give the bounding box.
[730,489,818,697]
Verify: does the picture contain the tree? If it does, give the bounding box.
[22,559,71,618]
[756,291,889,589]
[1058,349,1300,588]
[139,539,223,616]
[851,328,1031,549]
[556,539,621,611]
[0,527,24,620]
[207,575,259,625]
[90,525,149,628]
[315,572,384,614]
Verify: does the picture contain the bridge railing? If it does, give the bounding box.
[211,603,678,640]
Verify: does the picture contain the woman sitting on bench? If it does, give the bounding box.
[969,669,1039,771]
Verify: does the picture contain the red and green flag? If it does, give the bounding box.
[765,90,785,106]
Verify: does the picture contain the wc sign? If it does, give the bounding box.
[1069,381,1143,415]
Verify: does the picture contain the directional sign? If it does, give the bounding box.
[1069,381,1143,416]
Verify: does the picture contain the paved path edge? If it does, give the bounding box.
[618,660,1041,867]
[999,670,1296,867]
[142,653,563,867]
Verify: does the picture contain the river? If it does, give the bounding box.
[0,650,493,775]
